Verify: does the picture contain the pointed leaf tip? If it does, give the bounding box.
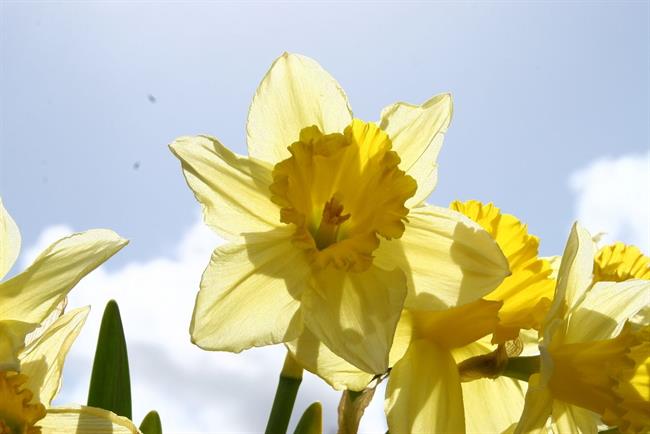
[293,402,322,434]
[87,300,132,419]
[140,410,163,434]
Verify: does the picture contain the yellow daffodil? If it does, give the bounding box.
[0,199,127,371]
[282,201,553,432]
[380,201,555,433]
[0,199,137,432]
[593,242,650,283]
[594,242,650,327]
[451,201,556,343]
[170,53,509,374]
[516,223,650,434]
[1,307,141,433]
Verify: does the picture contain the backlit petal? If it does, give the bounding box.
[386,340,465,433]
[20,307,89,406]
[0,230,126,325]
[464,376,527,434]
[0,320,37,371]
[545,223,595,326]
[565,280,650,343]
[285,328,373,392]
[374,205,509,310]
[38,406,140,433]
[454,341,527,434]
[0,198,21,280]
[514,374,554,434]
[301,265,406,374]
[551,401,599,434]
[247,53,352,165]
[380,93,453,206]
[451,200,555,342]
[191,228,309,352]
[170,135,281,240]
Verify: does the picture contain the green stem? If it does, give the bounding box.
[501,355,540,382]
[265,352,303,434]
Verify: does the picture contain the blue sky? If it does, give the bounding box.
[2,1,648,262]
[1,2,649,433]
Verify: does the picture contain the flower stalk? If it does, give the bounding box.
[265,352,303,434]
[501,355,540,382]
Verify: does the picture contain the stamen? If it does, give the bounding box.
[314,197,350,249]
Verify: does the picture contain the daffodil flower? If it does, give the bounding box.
[594,242,650,327]
[0,199,127,371]
[450,201,556,343]
[170,53,509,374]
[1,307,141,433]
[0,200,136,432]
[382,201,556,433]
[282,200,551,432]
[516,223,650,434]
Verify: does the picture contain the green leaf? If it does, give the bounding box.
[293,402,322,434]
[87,299,132,418]
[140,410,163,434]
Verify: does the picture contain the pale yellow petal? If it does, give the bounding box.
[514,374,554,434]
[301,265,406,374]
[565,280,650,343]
[463,377,527,434]
[191,227,308,352]
[379,93,453,207]
[25,298,67,348]
[169,135,281,240]
[374,205,510,310]
[451,200,555,341]
[285,328,373,392]
[551,401,599,434]
[454,341,527,434]
[388,310,415,368]
[542,255,561,280]
[545,223,595,326]
[0,319,37,371]
[386,340,465,433]
[0,198,21,280]
[38,406,140,433]
[20,307,89,406]
[247,52,352,164]
[0,229,127,325]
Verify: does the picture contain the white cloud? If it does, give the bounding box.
[23,218,388,433]
[570,151,650,252]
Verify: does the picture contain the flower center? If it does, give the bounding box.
[0,371,45,434]
[313,196,350,250]
[270,119,416,272]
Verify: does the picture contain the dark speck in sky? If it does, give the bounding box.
[133,161,140,170]
[147,94,157,103]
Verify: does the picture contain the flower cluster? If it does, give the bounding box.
[2,52,647,434]
[0,200,141,433]
[171,53,649,433]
